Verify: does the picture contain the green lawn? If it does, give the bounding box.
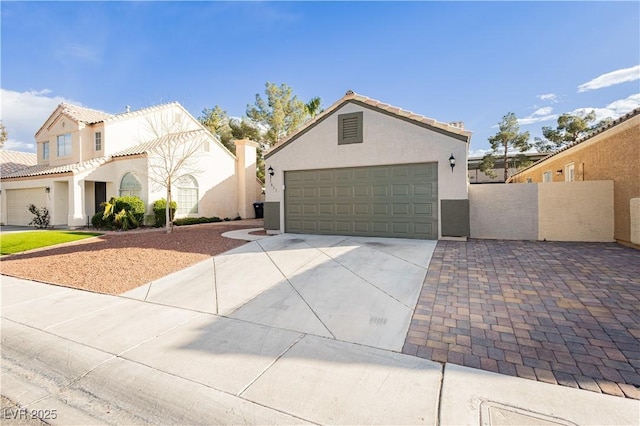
[0,231,102,255]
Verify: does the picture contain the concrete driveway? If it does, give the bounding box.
[123,233,437,351]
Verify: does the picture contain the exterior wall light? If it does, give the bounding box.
[268,166,274,177]
[449,154,456,173]
[556,169,563,175]
[45,186,51,193]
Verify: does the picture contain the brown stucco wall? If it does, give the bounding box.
[510,115,640,243]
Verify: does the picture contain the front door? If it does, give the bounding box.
[95,182,107,213]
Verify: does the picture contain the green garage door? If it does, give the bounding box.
[285,163,438,239]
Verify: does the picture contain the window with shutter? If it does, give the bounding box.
[338,112,363,145]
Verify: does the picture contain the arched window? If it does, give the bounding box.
[176,175,198,214]
[119,172,141,197]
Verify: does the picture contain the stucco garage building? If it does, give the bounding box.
[263,91,472,240]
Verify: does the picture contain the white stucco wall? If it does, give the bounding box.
[264,102,470,237]
[103,105,201,157]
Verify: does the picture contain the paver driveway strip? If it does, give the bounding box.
[404,239,640,399]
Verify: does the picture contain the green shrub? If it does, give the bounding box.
[91,211,113,230]
[98,196,144,231]
[173,216,222,226]
[117,196,145,223]
[153,198,177,228]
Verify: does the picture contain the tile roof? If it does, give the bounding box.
[0,150,38,176]
[1,157,110,179]
[508,107,640,180]
[59,103,114,124]
[112,129,210,157]
[265,90,473,158]
[105,102,182,122]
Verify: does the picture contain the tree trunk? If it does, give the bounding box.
[166,181,172,234]
[503,145,509,182]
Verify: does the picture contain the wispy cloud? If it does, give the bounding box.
[572,93,640,122]
[537,93,558,103]
[577,65,640,93]
[0,88,82,152]
[55,43,102,64]
[517,106,558,126]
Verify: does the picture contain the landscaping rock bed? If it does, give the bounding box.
[0,222,259,295]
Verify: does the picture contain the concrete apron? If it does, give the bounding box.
[124,233,438,352]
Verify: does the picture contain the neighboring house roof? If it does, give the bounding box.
[265,90,473,159]
[0,150,37,176]
[112,129,210,158]
[1,157,110,179]
[59,103,114,124]
[508,107,640,181]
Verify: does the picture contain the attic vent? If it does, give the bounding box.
[338,112,363,145]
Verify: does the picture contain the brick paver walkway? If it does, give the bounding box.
[403,240,640,399]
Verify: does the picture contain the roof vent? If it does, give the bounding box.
[345,90,354,95]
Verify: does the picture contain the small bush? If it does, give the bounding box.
[173,216,222,226]
[223,217,231,222]
[153,199,177,228]
[233,216,242,221]
[91,211,113,230]
[98,196,144,231]
[27,204,50,229]
[117,196,145,223]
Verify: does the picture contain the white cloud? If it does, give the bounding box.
[537,93,558,103]
[572,93,640,122]
[0,88,82,152]
[577,65,640,93]
[533,107,553,116]
[517,106,558,126]
[468,148,493,158]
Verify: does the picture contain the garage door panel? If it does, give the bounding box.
[336,187,352,197]
[372,185,388,197]
[414,183,434,196]
[392,184,410,196]
[7,188,47,226]
[336,221,352,232]
[318,187,333,198]
[285,162,438,239]
[353,221,370,233]
[336,204,352,215]
[288,204,302,215]
[353,186,369,197]
[414,203,433,216]
[318,204,334,215]
[354,204,369,215]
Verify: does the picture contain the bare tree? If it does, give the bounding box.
[143,110,206,233]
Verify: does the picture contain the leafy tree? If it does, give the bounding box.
[304,96,323,120]
[0,121,7,149]
[534,110,596,153]
[246,82,306,146]
[480,112,531,182]
[199,106,235,153]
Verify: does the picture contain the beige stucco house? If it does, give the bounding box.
[0,102,260,227]
[263,91,472,240]
[508,108,640,245]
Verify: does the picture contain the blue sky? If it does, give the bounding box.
[2,1,639,156]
